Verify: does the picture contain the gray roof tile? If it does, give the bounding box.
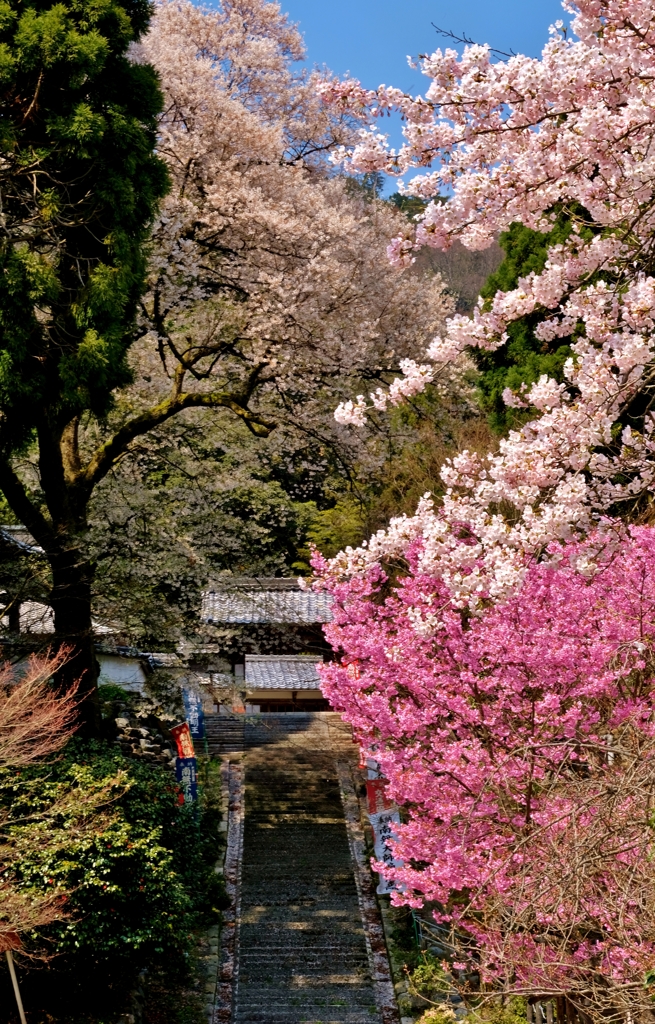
[202,587,333,625]
[245,655,324,690]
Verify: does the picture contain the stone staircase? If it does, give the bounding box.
[206,715,245,755]
[232,715,382,1024]
[206,712,354,758]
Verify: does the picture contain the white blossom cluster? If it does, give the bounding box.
[323,0,655,605]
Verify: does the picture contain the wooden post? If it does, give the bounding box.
[566,996,577,1024]
[546,1002,554,1024]
[6,949,27,1024]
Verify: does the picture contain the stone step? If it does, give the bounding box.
[237,962,371,975]
[234,1012,379,1024]
[238,958,371,973]
[237,989,376,1002]
[236,1008,377,1017]
[237,992,376,1004]
[235,1011,378,1019]
[238,939,368,952]
[236,1007,378,1018]
[206,712,355,759]
[239,957,371,966]
[234,1015,378,1023]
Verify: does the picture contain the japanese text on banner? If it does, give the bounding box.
[182,688,205,739]
[369,808,402,895]
[171,722,195,758]
[175,756,197,804]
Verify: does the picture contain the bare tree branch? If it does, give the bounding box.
[81,389,275,491]
[430,23,517,59]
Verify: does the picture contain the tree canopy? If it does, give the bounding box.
[475,215,574,433]
[0,0,457,723]
[0,0,169,725]
[0,0,167,443]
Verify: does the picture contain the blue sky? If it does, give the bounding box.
[282,0,568,192]
[282,0,568,90]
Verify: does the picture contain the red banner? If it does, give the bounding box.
[171,722,195,759]
[366,778,394,815]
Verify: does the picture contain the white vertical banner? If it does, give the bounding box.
[369,808,402,895]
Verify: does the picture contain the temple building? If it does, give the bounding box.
[200,578,334,712]
[0,528,337,712]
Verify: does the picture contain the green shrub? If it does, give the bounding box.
[97,683,135,704]
[410,952,452,1001]
[1,739,223,971]
[466,998,528,1024]
[418,995,528,1024]
[418,1008,459,1024]
[97,682,138,720]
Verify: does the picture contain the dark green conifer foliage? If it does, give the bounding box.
[0,0,167,440]
[0,0,167,729]
[475,214,574,433]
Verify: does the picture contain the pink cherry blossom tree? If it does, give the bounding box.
[313,6,655,1015]
[317,527,655,1020]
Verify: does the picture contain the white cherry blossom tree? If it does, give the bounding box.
[318,0,655,606]
[0,0,457,667]
[132,0,454,443]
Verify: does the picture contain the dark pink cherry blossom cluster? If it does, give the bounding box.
[316,528,655,999]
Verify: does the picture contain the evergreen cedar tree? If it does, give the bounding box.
[475,214,575,434]
[0,0,168,730]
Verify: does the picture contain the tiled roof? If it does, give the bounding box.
[202,583,333,625]
[245,655,324,690]
[216,577,303,591]
[19,601,54,633]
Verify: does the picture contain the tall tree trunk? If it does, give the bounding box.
[0,437,103,735]
[49,544,101,736]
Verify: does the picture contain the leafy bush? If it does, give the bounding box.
[97,682,138,719]
[418,996,527,1024]
[1,739,223,971]
[409,952,452,1001]
[464,999,528,1024]
[418,1008,459,1024]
